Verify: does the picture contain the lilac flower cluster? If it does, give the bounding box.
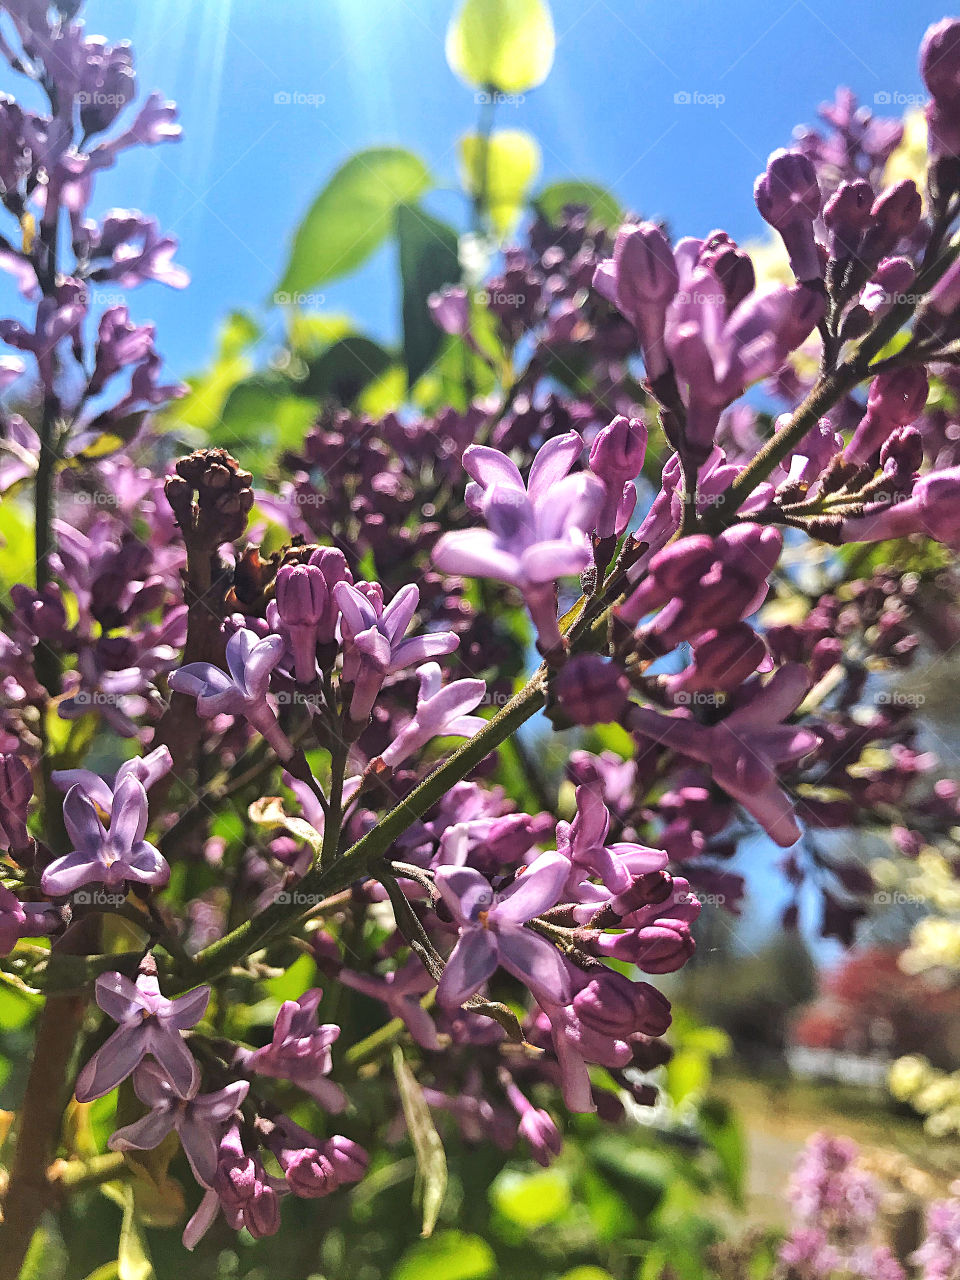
[4,1,960,1266]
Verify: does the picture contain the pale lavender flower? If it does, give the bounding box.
[339,957,440,1050]
[51,743,172,811]
[169,627,294,761]
[244,988,347,1112]
[41,774,169,896]
[334,581,459,723]
[380,662,486,769]
[75,970,209,1102]
[432,433,604,654]
[109,1060,248,1187]
[434,854,573,1009]
[556,785,666,897]
[627,665,819,847]
[912,1198,960,1280]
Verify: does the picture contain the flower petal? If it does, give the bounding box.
[493,853,569,925]
[497,927,572,1004]
[436,930,499,1009]
[75,1025,149,1102]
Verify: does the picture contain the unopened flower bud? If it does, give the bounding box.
[554,655,629,726]
[754,149,822,281]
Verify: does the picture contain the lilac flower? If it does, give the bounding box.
[333,581,459,723]
[261,1116,369,1198]
[273,562,328,683]
[339,957,440,1050]
[244,988,347,1112]
[556,785,666,897]
[838,465,960,547]
[75,970,209,1102]
[536,1000,633,1113]
[41,774,169,896]
[184,1124,282,1249]
[628,665,819,846]
[432,433,605,654]
[588,414,647,538]
[0,885,58,954]
[428,285,470,336]
[912,1198,960,1280]
[434,854,573,1009]
[663,249,824,458]
[380,662,486,769]
[51,744,172,813]
[88,305,157,396]
[754,149,822,281]
[500,1074,563,1167]
[592,222,679,378]
[169,627,294,761]
[846,367,929,465]
[109,1060,248,1187]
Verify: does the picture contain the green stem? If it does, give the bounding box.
[184,669,548,988]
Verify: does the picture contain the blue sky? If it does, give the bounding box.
[16,0,949,380]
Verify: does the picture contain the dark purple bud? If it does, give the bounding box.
[554,655,629,726]
[573,969,672,1038]
[276,563,327,628]
[754,149,822,281]
[822,180,874,257]
[699,230,755,311]
[589,415,648,486]
[0,754,32,852]
[920,18,960,105]
[846,367,928,464]
[866,181,922,260]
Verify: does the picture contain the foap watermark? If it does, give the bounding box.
[674,90,725,108]
[689,891,727,907]
[275,690,324,710]
[876,689,926,708]
[274,290,326,307]
[475,287,527,308]
[475,89,525,108]
[674,690,727,707]
[275,889,330,907]
[74,490,122,507]
[78,286,128,308]
[274,90,326,108]
[874,90,926,107]
[874,890,926,906]
[71,689,124,709]
[675,288,726,305]
[77,90,128,108]
[72,888,127,908]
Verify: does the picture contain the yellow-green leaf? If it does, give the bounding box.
[276,148,431,295]
[459,129,541,238]
[118,1183,155,1280]
[393,1046,447,1237]
[446,0,555,93]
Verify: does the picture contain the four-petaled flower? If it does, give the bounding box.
[380,662,487,769]
[434,854,573,1010]
[75,970,210,1102]
[41,774,169,897]
[333,582,459,723]
[169,627,294,760]
[628,664,820,847]
[244,988,347,1112]
[109,1060,249,1187]
[432,433,605,655]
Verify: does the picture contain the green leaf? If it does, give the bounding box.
[263,952,317,1003]
[276,148,431,295]
[536,180,622,227]
[117,1184,155,1280]
[699,1097,747,1207]
[301,335,394,405]
[559,1270,617,1280]
[217,374,317,455]
[82,1266,120,1280]
[392,1046,447,1237]
[459,129,541,238]
[491,1167,570,1228]
[165,310,261,435]
[391,1231,495,1280]
[446,0,555,93]
[395,203,461,387]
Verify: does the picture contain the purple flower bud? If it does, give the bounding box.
[554,655,629,726]
[822,180,874,258]
[664,623,767,695]
[927,254,960,317]
[275,563,329,683]
[846,367,929,465]
[698,231,756,312]
[863,181,923,261]
[589,415,647,485]
[428,286,470,336]
[593,222,678,378]
[573,969,672,1038]
[0,753,32,852]
[517,1107,563,1167]
[754,149,822,281]
[920,18,960,105]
